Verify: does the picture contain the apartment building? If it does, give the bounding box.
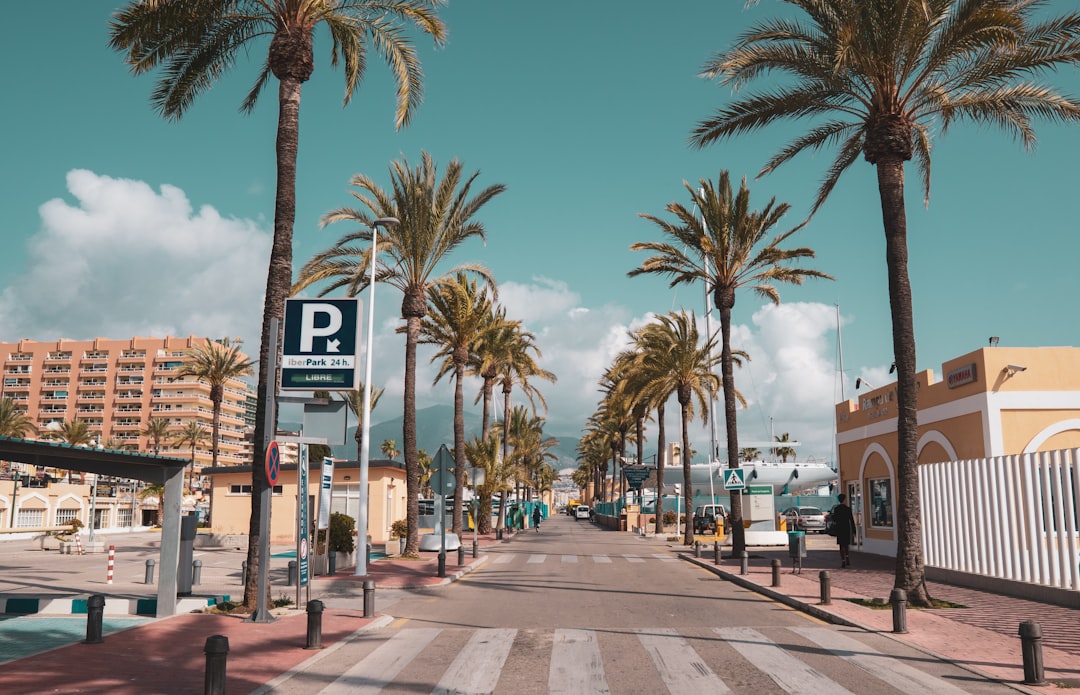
[0,336,255,474]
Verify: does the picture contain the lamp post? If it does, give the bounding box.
[88,439,104,545]
[355,217,400,578]
[9,470,21,528]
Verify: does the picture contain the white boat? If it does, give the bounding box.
[683,459,837,493]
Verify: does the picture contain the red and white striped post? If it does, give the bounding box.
[106,545,115,584]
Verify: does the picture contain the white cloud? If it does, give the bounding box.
[0,170,270,345]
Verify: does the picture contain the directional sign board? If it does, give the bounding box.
[432,445,456,496]
[722,467,746,491]
[281,298,362,391]
[623,466,651,490]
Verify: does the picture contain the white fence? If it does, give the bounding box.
[920,449,1080,591]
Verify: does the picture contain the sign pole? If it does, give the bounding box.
[249,318,280,624]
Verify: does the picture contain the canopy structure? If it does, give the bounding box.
[0,435,189,617]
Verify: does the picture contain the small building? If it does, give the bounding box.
[205,459,406,546]
[835,346,1080,556]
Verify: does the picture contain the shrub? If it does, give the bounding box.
[327,512,356,554]
[662,510,677,525]
[390,518,408,539]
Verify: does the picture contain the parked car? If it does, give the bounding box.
[574,505,591,520]
[781,506,827,533]
[693,504,727,534]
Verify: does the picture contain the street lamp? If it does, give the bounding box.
[9,470,21,528]
[355,216,400,578]
[88,438,104,545]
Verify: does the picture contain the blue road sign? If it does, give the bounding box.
[281,298,363,391]
[722,468,746,490]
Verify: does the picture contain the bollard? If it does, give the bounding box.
[328,552,336,575]
[496,529,503,541]
[740,550,749,576]
[1019,621,1048,686]
[363,579,375,618]
[438,553,446,578]
[890,588,908,634]
[287,560,297,587]
[241,560,248,585]
[472,541,478,559]
[305,599,324,650]
[192,559,203,586]
[106,545,115,585]
[819,570,832,605]
[144,558,156,585]
[458,545,465,565]
[694,541,701,558]
[83,594,105,644]
[204,635,229,695]
[771,558,782,587]
[714,542,721,565]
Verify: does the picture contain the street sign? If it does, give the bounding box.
[265,441,280,486]
[722,468,746,490]
[623,466,651,490]
[280,298,362,391]
[298,445,310,587]
[747,485,773,495]
[317,457,335,530]
[432,445,456,495]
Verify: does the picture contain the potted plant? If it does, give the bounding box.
[390,518,408,555]
[326,512,355,572]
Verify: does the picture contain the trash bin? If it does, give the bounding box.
[788,530,806,574]
[177,514,198,596]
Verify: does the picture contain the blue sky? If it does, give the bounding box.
[3,1,1080,465]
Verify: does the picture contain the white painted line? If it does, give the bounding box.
[622,554,645,563]
[527,554,546,564]
[637,628,729,693]
[715,627,854,695]
[550,629,610,694]
[432,628,516,695]
[790,627,970,694]
[492,554,514,564]
[652,553,678,562]
[592,555,612,563]
[319,627,439,695]
[561,554,578,563]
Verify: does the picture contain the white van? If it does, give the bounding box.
[574,505,591,520]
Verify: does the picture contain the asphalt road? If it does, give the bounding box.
[263,515,1019,694]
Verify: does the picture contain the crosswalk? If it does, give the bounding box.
[490,552,679,565]
[295,625,976,694]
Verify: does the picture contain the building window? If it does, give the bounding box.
[330,483,361,521]
[117,508,133,527]
[56,508,79,525]
[869,477,894,528]
[228,484,282,494]
[16,509,45,528]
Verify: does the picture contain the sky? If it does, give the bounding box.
[4,1,1080,468]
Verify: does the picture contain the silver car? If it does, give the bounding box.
[782,506,827,533]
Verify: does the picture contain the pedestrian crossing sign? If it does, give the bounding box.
[723,468,746,490]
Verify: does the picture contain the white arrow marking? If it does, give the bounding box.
[326,338,340,353]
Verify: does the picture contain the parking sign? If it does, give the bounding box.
[280,298,362,390]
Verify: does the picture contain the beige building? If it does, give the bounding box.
[835,346,1080,555]
[1,336,254,478]
[206,459,407,546]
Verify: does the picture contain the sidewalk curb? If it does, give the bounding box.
[431,553,490,587]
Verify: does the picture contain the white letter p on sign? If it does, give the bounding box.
[299,303,343,352]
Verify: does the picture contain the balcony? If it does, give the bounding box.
[8,353,33,362]
[76,406,105,414]
[115,392,144,400]
[44,352,72,362]
[114,405,141,413]
[119,351,146,360]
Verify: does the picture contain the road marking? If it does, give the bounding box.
[550,629,609,694]
[319,627,439,694]
[492,554,514,564]
[592,555,612,563]
[527,554,546,564]
[622,554,645,563]
[715,627,854,694]
[561,554,578,563]
[652,553,678,562]
[637,628,730,693]
[432,628,515,695]
[791,627,971,694]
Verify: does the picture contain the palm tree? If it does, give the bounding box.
[634,311,722,545]
[419,273,496,535]
[43,419,94,484]
[172,421,210,491]
[178,338,254,470]
[497,325,556,475]
[630,171,831,555]
[773,433,796,463]
[0,398,36,439]
[690,0,1080,604]
[468,306,519,439]
[739,448,761,462]
[333,384,384,463]
[381,440,400,461]
[140,417,171,455]
[464,433,514,535]
[417,449,433,498]
[294,152,506,556]
[110,0,447,610]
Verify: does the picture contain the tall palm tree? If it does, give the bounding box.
[43,419,94,483]
[467,307,518,439]
[773,433,796,463]
[419,273,496,535]
[634,312,722,545]
[140,417,171,455]
[630,171,831,555]
[464,433,513,535]
[381,439,401,461]
[497,325,556,473]
[110,0,446,609]
[690,0,1080,604]
[178,338,255,469]
[294,152,506,556]
[332,384,384,463]
[172,421,210,491]
[0,398,36,439]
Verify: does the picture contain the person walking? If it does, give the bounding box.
[831,493,857,568]
[532,505,542,532]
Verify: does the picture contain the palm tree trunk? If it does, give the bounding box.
[451,361,466,536]
[681,401,693,546]
[877,159,929,606]
[403,315,421,556]
[719,304,746,556]
[654,403,666,534]
[211,395,221,469]
[245,74,301,609]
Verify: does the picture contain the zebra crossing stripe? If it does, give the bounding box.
[550,629,610,694]
[432,628,516,695]
[319,627,439,695]
[593,554,612,563]
[714,627,854,695]
[492,554,514,564]
[527,554,546,564]
[561,554,578,563]
[652,553,678,562]
[637,628,730,693]
[622,554,645,563]
[790,627,970,695]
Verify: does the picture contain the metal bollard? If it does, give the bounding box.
[472,541,478,559]
[496,529,503,541]
[328,552,336,575]
[363,579,375,618]
[694,541,701,558]
[458,545,465,565]
[204,635,229,695]
[714,542,721,565]
[241,560,248,585]
[438,552,446,578]
[1019,621,1048,686]
[144,558,156,585]
[192,559,203,586]
[740,550,749,575]
[819,570,832,605]
[890,588,908,634]
[287,560,297,586]
[771,558,782,587]
[83,594,105,644]
[305,599,324,650]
